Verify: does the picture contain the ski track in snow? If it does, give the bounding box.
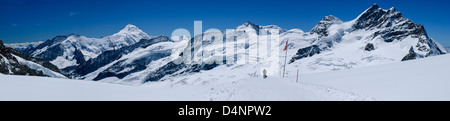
[206,77,376,101]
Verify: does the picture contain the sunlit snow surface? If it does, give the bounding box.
[1,53,450,101]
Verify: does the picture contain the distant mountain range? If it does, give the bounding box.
[4,41,43,51]
[22,24,151,69]
[2,4,447,85]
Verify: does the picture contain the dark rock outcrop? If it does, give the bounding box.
[73,48,85,65]
[7,48,60,73]
[0,40,48,76]
[354,4,421,43]
[310,15,343,37]
[364,43,375,51]
[401,47,417,61]
[289,45,321,63]
[291,4,446,64]
[144,61,220,82]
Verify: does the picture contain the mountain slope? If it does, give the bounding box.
[62,36,174,85]
[141,21,299,83]
[63,21,296,84]
[24,24,151,69]
[0,40,65,78]
[93,5,447,84]
[146,5,447,84]
[288,4,446,73]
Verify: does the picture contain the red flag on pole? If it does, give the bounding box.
[283,40,288,51]
[283,39,288,77]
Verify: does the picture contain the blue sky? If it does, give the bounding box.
[1,0,450,45]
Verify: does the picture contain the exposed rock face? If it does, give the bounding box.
[365,43,375,51]
[0,40,49,76]
[72,48,85,65]
[402,47,417,61]
[353,4,428,43]
[290,4,446,64]
[290,45,321,63]
[311,15,343,37]
[7,48,60,73]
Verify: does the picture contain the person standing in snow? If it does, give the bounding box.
[263,69,267,79]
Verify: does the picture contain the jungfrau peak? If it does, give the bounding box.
[288,4,446,73]
[352,4,447,59]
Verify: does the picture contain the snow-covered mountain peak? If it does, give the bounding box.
[389,7,396,11]
[68,33,80,36]
[25,24,152,69]
[370,3,380,9]
[261,25,284,31]
[290,4,446,73]
[310,15,343,36]
[363,3,381,13]
[243,21,257,26]
[236,21,260,30]
[235,21,286,34]
[356,4,383,20]
[322,15,342,22]
[353,4,406,30]
[117,24,145,34]
[108,24,151,48]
